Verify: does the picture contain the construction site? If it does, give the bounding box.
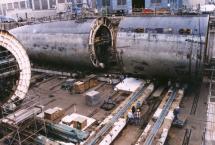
[0,1,215,145]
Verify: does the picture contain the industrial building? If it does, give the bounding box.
[145,0,182,10]
[0,0,213,19]
[0,0,57,19]
[184,0,208,9]
[0,0,95,19]
[96,0,145,14]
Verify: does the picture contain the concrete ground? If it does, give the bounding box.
[168,81,208,145]
[27,74,210,145]
[113,125,143,145]
[28,74,113,122]
[111,81,209,145]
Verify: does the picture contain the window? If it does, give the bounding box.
[120,28,145,33]
[0,7,2,15]
[163,28,173,34]
[134,28,144,33]
[49,0,56,9]
[34,0,40,10]
[145,28,157,33]
[14,2,19,9]
[28,0,33,8]
[2,4,6,15]
[179,28,192,35]
[58,0,65,3]
[151,0,161,3]
[26,0,32,8]
[41,0,48,9]
[117,0,126,5]
[145,28,173,34]
[20,1,26,9]
[102,0,110,6]
[76,0,82,4]
[7,3,13,10]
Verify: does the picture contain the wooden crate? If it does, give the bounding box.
[84,81,90,90]
[73,117,87,130]
[74,81,85,94]
[89,79,98,88]
[84,74,98,89]
[44,107,65,121]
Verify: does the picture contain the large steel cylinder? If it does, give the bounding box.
[10,17,115,70]
[0,30,31,106]
[10,16,209,81]
[116,16,209,80]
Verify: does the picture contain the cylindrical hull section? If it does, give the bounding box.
[10,16,209,81]
[116,16,209,80]
[10,17,114,70]
[21,33,92,68]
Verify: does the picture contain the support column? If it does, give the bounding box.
[32,0,35,10]
[39,0,42,10]
[25,0,28,9]
[47,0,50,9]
[0,5,3,15]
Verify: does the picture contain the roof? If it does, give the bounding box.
[86,90,100,97]
[45,107,62,114]
[114,77,145,92]
[60,113,96,131]
[73,116,87,123]
[74,81,84,85]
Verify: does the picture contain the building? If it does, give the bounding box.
[0,0,30,16]
[96,0,145,15]
[0,0,94,20]
[184,0,207,9]
[96,0,132,15]
[0,0,57,19]
[145,0,183,11]
[145,0,209,11]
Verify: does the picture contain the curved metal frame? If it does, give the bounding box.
[89,17,114,68]
[0,30,31,104]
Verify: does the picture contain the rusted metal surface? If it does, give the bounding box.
[116,16,209,80]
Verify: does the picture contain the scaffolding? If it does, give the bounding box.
[0,95,47,145]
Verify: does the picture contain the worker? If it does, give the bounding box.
[173,107,180,121]
[136,101,142,110]
[128,111,134,123]
[107,96,112,104]
[109,79,112,85]
[135,109,141,125]
[119,75,125,83]
[176,82,180,88]
[168,80,171,87]
[132,106,136,114]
